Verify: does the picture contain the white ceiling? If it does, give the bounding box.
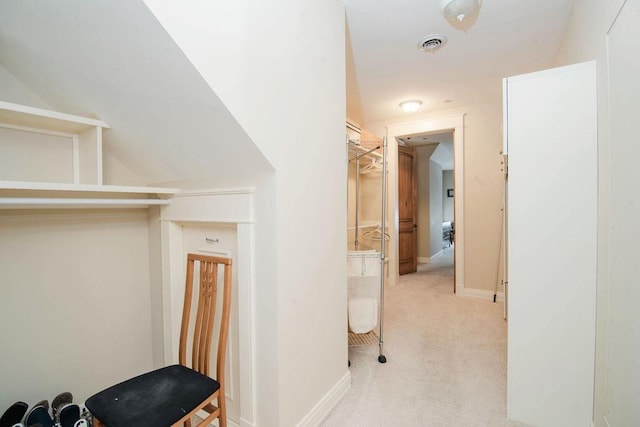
[0,0,272,185]
[398,131,454,170]
[344,0,575,125]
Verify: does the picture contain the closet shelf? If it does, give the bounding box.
[0,181,178,195]
[0,101,179,209]
[0,100,109,133]
[0,198,171,209]
[0,181,179,209]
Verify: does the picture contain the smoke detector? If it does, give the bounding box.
[418,35,448,53]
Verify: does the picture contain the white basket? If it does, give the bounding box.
[347,251,381,334]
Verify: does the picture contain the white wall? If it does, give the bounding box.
[416,145,436,260]
[0,64,49,108]
[416,146,447,260]
[142,1,347,425]
[443,170,454,223]
[428,160,443,257]
[0,209,154,410]
[0,128,74,183]
[0,63,159,411]
[556,1,640,425]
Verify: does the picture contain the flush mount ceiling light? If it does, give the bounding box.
[440,0,482,30]
[399,100,423,113]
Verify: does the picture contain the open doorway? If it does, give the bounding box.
[384,113,465,293]
[397,131,455,290]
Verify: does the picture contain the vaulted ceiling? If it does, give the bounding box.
[0,0,272,185]
[344,0,575,125]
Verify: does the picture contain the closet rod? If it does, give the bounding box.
[349,145,381,162]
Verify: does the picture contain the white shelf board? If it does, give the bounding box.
[0,198,171,209]
[0,181,179,208]
[0,180,179,196]
[0,101,109,134]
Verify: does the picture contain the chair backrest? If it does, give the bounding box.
[179,253,233,383]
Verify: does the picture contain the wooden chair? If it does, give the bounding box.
[85,254,233,427]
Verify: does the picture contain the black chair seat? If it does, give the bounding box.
[85,364,220,427]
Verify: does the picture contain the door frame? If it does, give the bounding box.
[385,113,465,293]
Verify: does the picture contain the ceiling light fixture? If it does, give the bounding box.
[440,0,482,23]
[399,100,423,113]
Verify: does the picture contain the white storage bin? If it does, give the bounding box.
[347,250,381,333]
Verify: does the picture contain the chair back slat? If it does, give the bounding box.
[217,264,233,382]
[178,257,195,366]
[179,254,232,380]
[193,261,218,374]
[203,263,219,376]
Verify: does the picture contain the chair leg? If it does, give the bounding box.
[184,418,192,427]
[219,395,227,427]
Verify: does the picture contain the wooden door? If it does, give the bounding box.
[398,144,417,275]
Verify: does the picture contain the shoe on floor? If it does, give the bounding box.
[0,401,28,427]
[24,405,53,427]
[57,404,80,427]
[51,393,72,422]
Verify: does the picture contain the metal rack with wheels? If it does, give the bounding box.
[347,133,388,364]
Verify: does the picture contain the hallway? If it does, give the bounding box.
[322,248,517,426]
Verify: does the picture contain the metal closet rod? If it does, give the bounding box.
[348,145,381,162]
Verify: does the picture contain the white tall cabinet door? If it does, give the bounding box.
[181,223,241,425]
[505,61,597,427]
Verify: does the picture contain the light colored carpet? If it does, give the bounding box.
[322,247,523,427]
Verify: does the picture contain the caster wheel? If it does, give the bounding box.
[378,355,387,363]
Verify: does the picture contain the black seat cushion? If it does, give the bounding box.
[85,364,220,427]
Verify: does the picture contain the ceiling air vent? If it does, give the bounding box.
[418,35,448,53]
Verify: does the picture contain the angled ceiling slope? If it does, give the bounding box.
[0,0,273,185]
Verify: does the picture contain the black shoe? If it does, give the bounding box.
[0,401,28,427]
[24,405,53,427]
[51,392,72,422]
[58,404,80,427]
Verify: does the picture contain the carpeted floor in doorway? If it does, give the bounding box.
[321,247,524,427]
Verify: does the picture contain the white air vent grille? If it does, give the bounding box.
[418,35,448,53]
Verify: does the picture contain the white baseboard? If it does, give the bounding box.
[417,250,443,264]
[296,370,351,427]
[460,287,505,302]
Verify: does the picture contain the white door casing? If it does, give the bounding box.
[160,188,256,427]
[385,114,465,291]
[181,223,240,423]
